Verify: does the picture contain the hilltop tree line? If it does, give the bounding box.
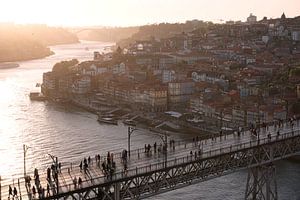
[0,24,78,63]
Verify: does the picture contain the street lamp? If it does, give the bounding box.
[151,128,168,168]
[128,126,168,167]
[128,126,137,157]
[48,153,59,193]
[23,144,31,177]
[156,130,168,168]
[47,153,58,165]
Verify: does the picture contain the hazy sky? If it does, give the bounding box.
[0,0,299,27]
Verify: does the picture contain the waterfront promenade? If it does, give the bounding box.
[1,118,299,199]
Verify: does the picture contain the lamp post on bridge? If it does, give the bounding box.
[127,126,168,167]
[128,126,138,157]
[155,130,168,168]
[48,153,59,194]
[23,144,31,177]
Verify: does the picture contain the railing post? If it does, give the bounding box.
[18,178,22,200]
[114,182,121,200]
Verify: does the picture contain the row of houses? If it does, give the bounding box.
[189,92,287,126]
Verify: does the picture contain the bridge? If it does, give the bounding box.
[1,119,299,200]
[67,27,103,34]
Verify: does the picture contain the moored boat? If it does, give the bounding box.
[97,116,118,125]
[123,119,137,126]
[29,92,47,101]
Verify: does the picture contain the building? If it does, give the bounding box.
[94,51,103,61]
[171,52,212,65]
[71,76,91,94]
[168,81,195,110]
[247,13,257,24]
[162,70,176,83]
[136,54,175,70]
[297,84,300,99]
[149,87,168,112]
[42,72,56,96]
[292,31,300,41]
[232,106,247,126]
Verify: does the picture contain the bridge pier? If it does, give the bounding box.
[245,164,278,200]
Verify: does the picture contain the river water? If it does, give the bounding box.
[0,41,299,199]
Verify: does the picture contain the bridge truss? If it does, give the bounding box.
[42,130,300,200]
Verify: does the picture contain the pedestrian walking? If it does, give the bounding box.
[58,162,61,173]
[32,185,36,197]
[73,177,77,189]
[78,177,82,187]
[47,184,50,197]
[79,161,82,171]
[8,185,13,197]
[13,187,18,197]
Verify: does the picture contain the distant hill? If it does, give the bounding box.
[117,21,211,47]
[76,21,210,47]
[0,24,79,63]
[77,27,139,43]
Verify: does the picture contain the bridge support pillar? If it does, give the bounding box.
[114,182,121,200]
[245,164,278,200]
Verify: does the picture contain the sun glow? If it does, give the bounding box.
[0,0,76,25]
[0,0,299,27]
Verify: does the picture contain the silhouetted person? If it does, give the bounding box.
[47,168,51,180]
[78,177,82,187]
[9,185,12,197]
[47,184,50,197]
[32,186,36,196]
[13,187,18,197]
[58,162,61,173]
[73,177,77,188]
[79,161,82,171]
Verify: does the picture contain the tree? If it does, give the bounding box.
[52,59,78,75]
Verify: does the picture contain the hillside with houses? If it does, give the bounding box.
[42,13,300,129]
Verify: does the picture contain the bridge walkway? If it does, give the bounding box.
[0,120,299,199]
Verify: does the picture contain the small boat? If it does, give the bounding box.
[54,98,70,103]
[97,117,118,125]
[29,92,47,101]
[123,119,136,126]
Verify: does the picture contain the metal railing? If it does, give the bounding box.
[1,123,299,199]
[27,128,300,199]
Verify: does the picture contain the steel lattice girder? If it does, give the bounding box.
[44,135,300,200]
[245,164,278,200]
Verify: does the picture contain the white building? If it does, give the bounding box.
[72,76,91,94]
[262,35,270,44]
[247,13,257,24]
[292,31,300,41]
[83,64,107,76]
[162,70,176,83]
[111,63,126,74]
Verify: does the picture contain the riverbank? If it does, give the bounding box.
[63,94,220,139]
[0,50,56,64]
[0,24,79,63]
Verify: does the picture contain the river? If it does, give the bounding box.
[0,41,299,199]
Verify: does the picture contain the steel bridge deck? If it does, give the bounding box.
[1,121,300,200]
